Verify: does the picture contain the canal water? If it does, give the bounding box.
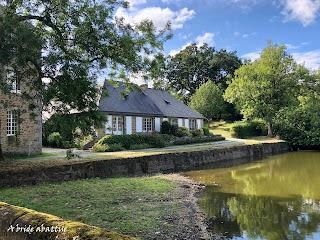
[185,151,320,240]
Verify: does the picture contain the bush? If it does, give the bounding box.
[191,128,204,137]
[173,135,225,145]
[160,121,178,136]
[202,127,210,136]
[47,132,64,148]
[74,135,94,149]
[105,143,125,152]
[176,127,191,137]
[94,133,172,152]
[129,144,151,150]
[231,120,267,139]
[93,143,108,152]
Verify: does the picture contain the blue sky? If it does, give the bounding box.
[118,0,320,70]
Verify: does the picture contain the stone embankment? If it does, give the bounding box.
[0,142,289,188]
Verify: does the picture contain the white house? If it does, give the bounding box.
[97,82,205,136]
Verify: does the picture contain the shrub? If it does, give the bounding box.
[105,143,125,152]
[160,121,178,136]
[129,144,151,150]
[191,128,204,137]
[94,133,172,152]
[173,135,225,145]
[202,127,210,136]
[93,143,108,152]
[47,132,64,148]
[176,127,191,137]
[231,120,267,139]
[74,135,94,149]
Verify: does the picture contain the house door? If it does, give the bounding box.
[112,116,124,135]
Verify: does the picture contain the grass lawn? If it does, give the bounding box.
[207,120,282,144]
[4,152,58,160]
[0,177,184,239]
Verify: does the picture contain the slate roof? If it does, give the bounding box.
[99,82,204,119]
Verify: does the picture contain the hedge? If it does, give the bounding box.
[231,120,267,139]
[172,135,225,145]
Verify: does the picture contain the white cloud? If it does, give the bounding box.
[282,0,320,26]
[242,49,320,70]
[115,7,195,30]
[285,43,300,50]
[126,0,147,7]
[169,32,215,56]
[292,50,320,70]
[195,32,215,46]
[169,42,191,56]
[242,51,261,61]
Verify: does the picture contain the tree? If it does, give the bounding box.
[0,0,170,159]
[189,81,225,119]
[274,72,320,148]
[224,43,303,137]
[162,43,242,102]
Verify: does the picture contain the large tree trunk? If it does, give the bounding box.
[267,122,273,138]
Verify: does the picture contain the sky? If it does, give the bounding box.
[118,0,320,70]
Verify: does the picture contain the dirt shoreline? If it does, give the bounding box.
[157,174,213,240]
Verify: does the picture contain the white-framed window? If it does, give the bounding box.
[112,116,124,134]
[7,110,19,136]
[170,118,178,126]
[143,117,153,132]
[6,69,21,94]
[189,119,197,131]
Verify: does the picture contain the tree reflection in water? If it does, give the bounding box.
[186,152,320,240]
[201,189,320,240]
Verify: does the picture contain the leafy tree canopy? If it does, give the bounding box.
[159,43,242,102]
[189,81,225,119]
[224,42,308,136]
[0,0,170,159]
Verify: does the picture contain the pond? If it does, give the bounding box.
[185,151,320,240]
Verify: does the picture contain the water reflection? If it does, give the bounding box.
[185,151,320,240]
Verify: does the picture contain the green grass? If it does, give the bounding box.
[0,177,182,239]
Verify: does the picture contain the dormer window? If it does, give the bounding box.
[6,69,21,94]
[164,99,171,104]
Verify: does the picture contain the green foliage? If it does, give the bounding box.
[0,0,169,157]
[47,132,64,148]
[176,127,191,137]
[202,127,210,136]
[129,144,152,150]
[160,121,178,136]
[191,129,204,137]
[172,135,225,145]
[65,149,80,160]
[224,42,305,136]
[190,81,226,119]
[105,143,126,152]
[43,112,103,146]
[230,120,267,139]
[163,44,242,102]
[94,134,172,152]
[274,95,320,148]
[92,143,108,152]
[74,135,94,150]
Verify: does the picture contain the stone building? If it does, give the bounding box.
[97,81,205,137]
[0,67,42,154]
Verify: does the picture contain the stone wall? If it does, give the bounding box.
[0,202,134,240]
[0,142,289,188]
[0,85,42,155]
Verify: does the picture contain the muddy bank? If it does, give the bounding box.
[156,174,213,240]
